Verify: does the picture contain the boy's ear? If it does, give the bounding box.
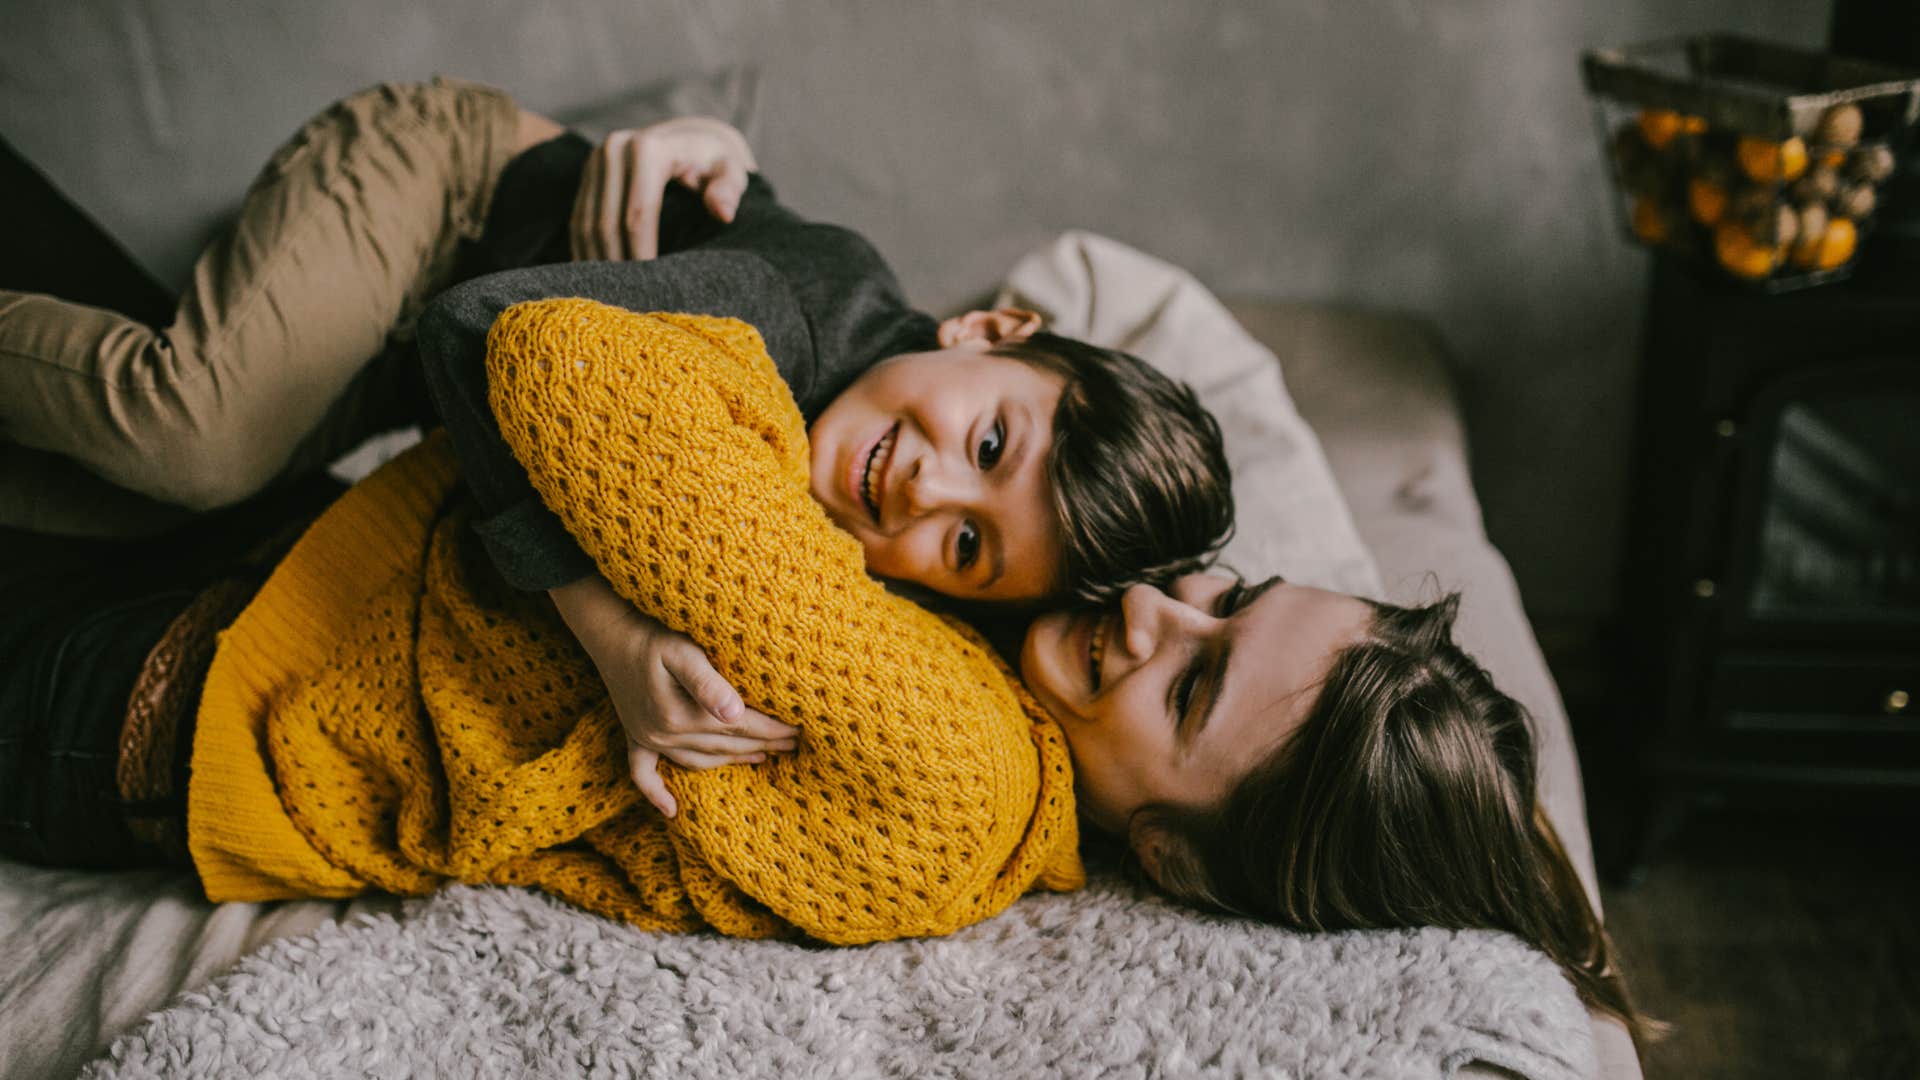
[936,307,1044,349]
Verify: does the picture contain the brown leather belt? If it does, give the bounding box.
[115,577,259,865]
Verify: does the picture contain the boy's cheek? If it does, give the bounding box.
[861,530,952,594]
[858,534,912,580]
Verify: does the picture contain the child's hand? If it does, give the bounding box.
[569,116,757,262]
[612,619,799,817]
[549,575,797,817]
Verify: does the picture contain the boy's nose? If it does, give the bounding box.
[901,456,967,517]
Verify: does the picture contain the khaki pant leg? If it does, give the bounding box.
[0,77,521,536]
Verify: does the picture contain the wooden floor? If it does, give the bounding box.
[1597,805,1920,1079]
[1538,619,1919,1078]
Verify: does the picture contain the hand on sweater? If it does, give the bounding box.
[569,116,757,262]
[548,575,798,817]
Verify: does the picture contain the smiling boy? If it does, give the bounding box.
[422,134,1231,606]
[417,117,1234,813]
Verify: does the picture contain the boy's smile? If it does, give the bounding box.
[849,420,900,525]
[808,343,1065,602]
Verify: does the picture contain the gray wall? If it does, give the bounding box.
[1,0,1828,619]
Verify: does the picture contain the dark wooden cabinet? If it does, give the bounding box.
[1619,254,1920,873]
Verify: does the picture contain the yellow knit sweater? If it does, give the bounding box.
[187,301,1083,944]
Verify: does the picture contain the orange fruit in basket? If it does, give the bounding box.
[1813,217,1857,270]
[1638,109,1684,150]
[1778,138,1809,180]
[1715,221,1778,279]
[1630,198,1671,244]
[1687,177,1729,225]
[1736,136,1809,182]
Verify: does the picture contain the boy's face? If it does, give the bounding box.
[808,341,1066,601]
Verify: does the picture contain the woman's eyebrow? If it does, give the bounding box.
[1244,576,1283,604]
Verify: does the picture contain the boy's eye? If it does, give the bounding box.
[956,521,981,570]
[976,420,1005,470]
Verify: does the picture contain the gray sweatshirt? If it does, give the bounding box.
[416,135,938,590]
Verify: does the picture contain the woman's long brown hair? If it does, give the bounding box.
[1130,594,1654,1061]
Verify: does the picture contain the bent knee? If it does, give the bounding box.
[131,437,283,513]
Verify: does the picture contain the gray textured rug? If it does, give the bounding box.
[83,873,1595,1079]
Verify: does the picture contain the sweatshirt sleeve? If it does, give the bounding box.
[419,162,935,593]
[484,299,1082,943]
[462,133,783,275]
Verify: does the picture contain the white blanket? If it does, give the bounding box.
[82,876,1594,1080]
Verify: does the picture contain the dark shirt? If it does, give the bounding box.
[417,134,939,591]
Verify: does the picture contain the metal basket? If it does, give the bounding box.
[1582,34,1920,291]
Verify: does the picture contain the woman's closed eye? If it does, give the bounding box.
[1171,580,1263,731]
[1170,642,1231,738]
[1172,661,1203,725]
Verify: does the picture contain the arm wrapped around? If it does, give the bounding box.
[186,299,1081,945]
[485,300,1083,943]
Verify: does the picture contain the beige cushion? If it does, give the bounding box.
[995,231,1383,599]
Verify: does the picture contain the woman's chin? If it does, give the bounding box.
[1016,615,1050,681]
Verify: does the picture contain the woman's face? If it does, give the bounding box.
[1020,572,1375,834]
[808,344,1065,602]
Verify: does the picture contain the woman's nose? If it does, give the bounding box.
[1116,582,1203,661]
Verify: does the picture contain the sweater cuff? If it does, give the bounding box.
[471,499,600,592]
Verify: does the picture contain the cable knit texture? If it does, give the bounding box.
[187,301,1082,944]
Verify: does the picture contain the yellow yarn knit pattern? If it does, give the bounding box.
[187,301,1083,944]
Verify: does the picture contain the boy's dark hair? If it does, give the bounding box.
[990,332,1233,603]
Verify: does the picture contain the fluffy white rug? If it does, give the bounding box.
[83,871,1594,1079]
